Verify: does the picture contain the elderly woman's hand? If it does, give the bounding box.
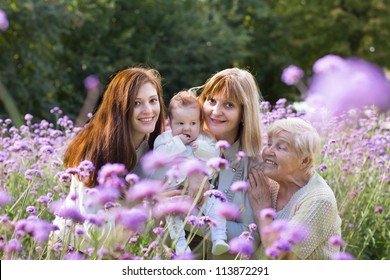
[248,168,273,217]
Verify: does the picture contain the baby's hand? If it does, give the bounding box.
[191,140,199,151]
[179,133,191,144]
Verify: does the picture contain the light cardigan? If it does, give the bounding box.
[269,172,342,259]
[51,140,150,251]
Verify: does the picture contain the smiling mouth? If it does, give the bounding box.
[265,159,277,165]
[139,117,154,122]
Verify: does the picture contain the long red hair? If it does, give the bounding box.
[64,67,166,187]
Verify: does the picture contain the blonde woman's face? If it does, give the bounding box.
[131,83,160,142]
[261,131,301,181]
[202,94,242,144]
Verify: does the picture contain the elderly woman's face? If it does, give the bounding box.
[261,131,301,182]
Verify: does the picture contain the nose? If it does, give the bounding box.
[211,102,223,116]
[142,103,153,113]
[183,124,190,131]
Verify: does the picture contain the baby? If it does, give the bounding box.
[154,90,229,255]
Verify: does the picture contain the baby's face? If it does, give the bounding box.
[170,107,201,142]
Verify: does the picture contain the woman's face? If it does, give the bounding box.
[131,82,161,144]
[261,131,301,182]
[202,94,242,144]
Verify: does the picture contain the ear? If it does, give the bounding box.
[300,157,312,169]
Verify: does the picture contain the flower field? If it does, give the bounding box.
[0,100,388,260]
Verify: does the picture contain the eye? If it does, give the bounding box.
[150,98,158,104]
[225,102,234,109]
[191,121,197,126]
[135,101,141,106]
[207,98,216,105]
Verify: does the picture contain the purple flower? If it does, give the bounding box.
[0,9,9,31]
[248,223,257,232]
[125,173,140,185]
[126,179,163,202]
[141,151,179,175]
[24,114,33,122]
[216,140,230,150]
[306,55,390,117]
[173,252,195,260]
[5,239,23,254]
[207,157,229,171]
[230,180,249,192]
[229,237,254,257]
[0,190,14,206]
[26,206,36,215]
[331,252,355,260]
[281,65,304,85]
[64,252,85,260]
[153,197,193,219]
[374,206,383,214]
[260,208,276,220]
[97,163,127,185]
[329,235,346,247]
[312,54,346,74]
[203,190,227,202]
[217,202,241,220]
[84,75,100,91]
[56,207,86,224]
[115,206,149,231]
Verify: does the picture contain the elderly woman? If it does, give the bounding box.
[249,117,342,259]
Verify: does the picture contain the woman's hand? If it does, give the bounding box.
[248,168,272,220]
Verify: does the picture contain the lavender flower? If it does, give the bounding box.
[84,75,100,91]
[281,65,304,85]
[229,237,254,258]
[306,55,390,117]
[126,179,163,202]
[207,157,229,171]
[331,252,355,260]
[5,239,23,254]
[0,9,9,31]
[329,235,346,247]
[203,189,227,202]
[230,180,249,192]
[115,206,149,232]
[216,202,241,220]
[0,190,14,206]
[260,208,276,220]
[216,140,230,150]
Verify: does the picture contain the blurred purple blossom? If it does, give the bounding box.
[84,75,100,91]
[306,55,390,117]
[217,202,241,220]
[203,189,227,202]
[216,140,230,150]
[0,190,14,206]
[5,239,22,254]
[126,179,163,202]
[153,197,193,219]
[207,157,229,171]
[331,252,355,260]
[230,180,249,192]
[281,65,304,85]
[329,235,346,247]
[0,9,9,31]
[260,208,276,220]
[115,206,149,231]
[229,237,254,258]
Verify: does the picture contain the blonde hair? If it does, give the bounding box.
[198,68,263,157]
[267,118,320,173]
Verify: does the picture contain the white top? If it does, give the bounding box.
[52,140,150,251]
[270,172,342,259]
[153,131,219,186]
